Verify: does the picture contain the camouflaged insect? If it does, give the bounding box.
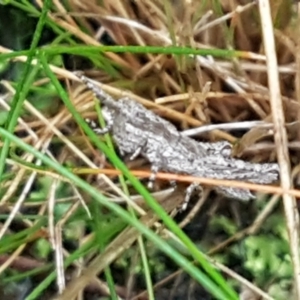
[74,72,279,210]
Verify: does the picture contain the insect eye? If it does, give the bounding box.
[220,145,232,157]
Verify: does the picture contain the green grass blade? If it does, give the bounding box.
[0,0,51,181]
[39,52,238,299]
[0,130,237,300]
[0,45,248,62]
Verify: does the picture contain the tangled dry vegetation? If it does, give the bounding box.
[1,0,300,299]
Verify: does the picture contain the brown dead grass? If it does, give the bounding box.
[2,0,300,299]
[52,0,300,157]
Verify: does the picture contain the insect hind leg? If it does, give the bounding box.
[148,165,159,189]
[180,182,202,211]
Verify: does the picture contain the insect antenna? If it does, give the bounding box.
[74,71,117,108]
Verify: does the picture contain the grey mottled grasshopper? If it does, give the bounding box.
[74,72,279,210]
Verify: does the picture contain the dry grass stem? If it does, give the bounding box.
[258,0,300,297]
[2,0,300,298]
